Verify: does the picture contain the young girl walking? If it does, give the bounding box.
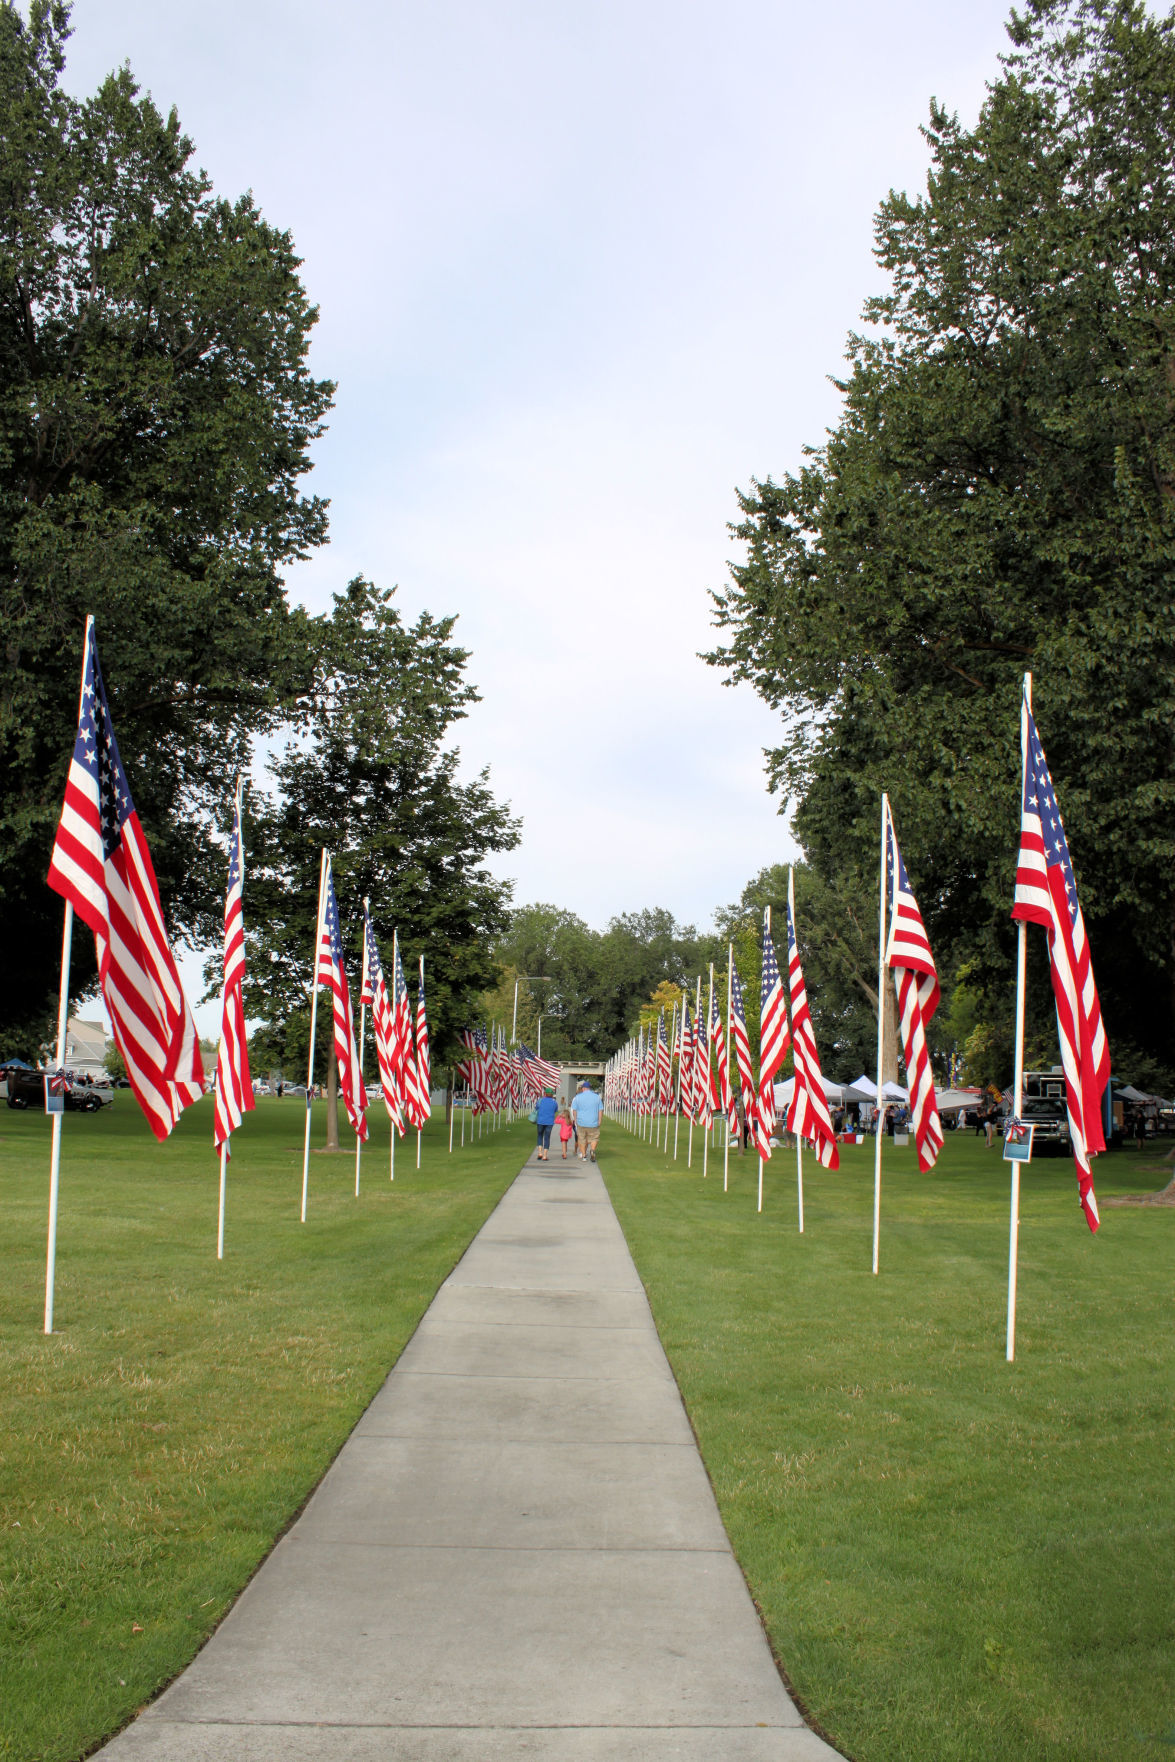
[556,1107,574,1159]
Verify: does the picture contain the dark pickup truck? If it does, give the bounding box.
[1016,1096,1071,1154]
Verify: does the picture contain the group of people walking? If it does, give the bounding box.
[533,1082,602,1162]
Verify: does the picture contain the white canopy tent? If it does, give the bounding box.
[845,1075,909,1103]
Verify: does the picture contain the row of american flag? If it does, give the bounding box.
[44,621,434,1161]
[41,621,442,1322]
[453,1029,560,1118]
[603,679,1109,1247]
[602,863,842,1203]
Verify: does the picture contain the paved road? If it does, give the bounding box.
[97,1146,845,1760]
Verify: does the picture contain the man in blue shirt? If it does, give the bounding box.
[571,1081,603,1160]
[534,1090,558,1160]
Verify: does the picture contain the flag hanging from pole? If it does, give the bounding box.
[47,619,204,1141]
[414,959,432,1124]
[785,871,839,1170]
[657,1009,673,1113]
[884,803,942,1174]
[711,984,732,1134]
[317,863,368,1141]
[729,956,756,1140]
[755,911,789,1158]
[1012,697,1108,1231]
[361,908,402,1131]
[213,783,254,1153]
[677,1003,694,1114]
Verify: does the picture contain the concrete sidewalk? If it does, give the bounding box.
[97,1147,845,1761]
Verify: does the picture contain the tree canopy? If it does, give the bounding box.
[1,0,329,1041]
[0,5,517,1073]
[239,579,519,1103]
[708,0,1175,1086]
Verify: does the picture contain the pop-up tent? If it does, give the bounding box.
[846,1075,909,1102]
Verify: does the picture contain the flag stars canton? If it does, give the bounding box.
[324,885,347,966]
[1027,723,1078,916]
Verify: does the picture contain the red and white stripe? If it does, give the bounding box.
[47,620,204,1141]
[884,803,942,1174]
[784,870,839,1170]
[711,983,734,1136]
[1012,696,1108,1230]
[316,861,368,1142]
[213,784,254,1151]
[361,911,403,1132]
[728,955,756,1139]
[692,985,713,1127]
[755,911,790,1158]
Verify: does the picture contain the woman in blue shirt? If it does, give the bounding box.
[534,1090,558,1160]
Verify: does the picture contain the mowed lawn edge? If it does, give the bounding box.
[598,1123,1175,1762]
[0,1097,528,1762]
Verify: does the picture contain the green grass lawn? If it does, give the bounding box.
[0,1095,527,1762]
[599,1122,1175,1762]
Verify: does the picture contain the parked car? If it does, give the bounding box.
[5,1070,111,1112]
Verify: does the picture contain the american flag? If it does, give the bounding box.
[47,620,204,1141]
[711,983,734,1135]
[692,992,712,1126]
[456,1026,486,1110]
[213,782,253,1153]
[784,870,839,1170]
[657,1009,673,1113]
[317,860,368,1142]
[401,958,429,1120]
[677,1002,694,1114]
[755,910,790,1158]
[1012,697,1109,1230]
[413,958,431,1120]
[518,1043,559,1096]
[728,955,756,1138]
[361,909,404,1131]
[884,802,942,1173]
[391,937,415,1092]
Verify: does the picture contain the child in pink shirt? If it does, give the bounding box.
[556,1109,574,1158]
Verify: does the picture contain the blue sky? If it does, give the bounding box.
[58,0,1014,1022]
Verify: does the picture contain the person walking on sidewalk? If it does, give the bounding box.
[557,1106,574,1158]
[571,1080,603,1160]
[534,1090,558,1160]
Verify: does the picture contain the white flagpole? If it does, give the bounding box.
[872,797,889,1274]
[217,1141,228,1260]
[390,929,399,1182]
[1008,674,1032,1362]
[356,901,369,1197]
[759,911,769,1214]
[673,1000,681,1160]
[790,869,804,1235]
[417,952,425,1169]
[44,899,75,1334]
[301,849,329,1223]
[724,943,733,1192]
[44,622,94,1334]
[703,965,714,1179]
[688,976,700,1169]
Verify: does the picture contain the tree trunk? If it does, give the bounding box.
[325,1041,340,1151]
[882,978,900,1086]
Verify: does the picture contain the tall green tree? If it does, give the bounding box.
[239,578,519,1148]
[0,2,330,1039]
[708,0,1175,1085]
